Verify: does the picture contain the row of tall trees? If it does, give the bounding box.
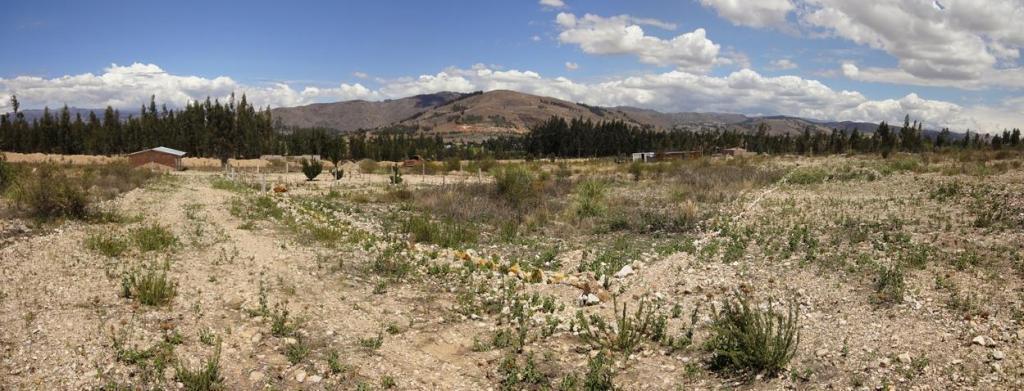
[2,95,1021,162]
[524,116,1022,158]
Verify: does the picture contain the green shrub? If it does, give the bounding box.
[498,353,547,390]
[133,224,177,252]
[10,164,90,220]
[628,161,643,181]
[787,166,830,185]
[573,179,608,218]
[574,297,666,354]
[121,267,177,306]
[389,165,403,185]
[371,243,414,279]
[444,157,462,172]
[0,153,15,192]
[175,347,223,391]
[285,338,310,364]
[86,232,130,257]
[705,292,799,375]
[874,264,905,304]
[583,352,615,390]
[402,214,478,248]
[493,165,537,213]
[301,159,323,181]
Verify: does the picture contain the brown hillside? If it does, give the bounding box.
[396,90,648,134]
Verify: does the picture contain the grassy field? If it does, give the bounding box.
[0,151,1022,389]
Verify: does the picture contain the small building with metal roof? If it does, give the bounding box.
[128,147,187,171]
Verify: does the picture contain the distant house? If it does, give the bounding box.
[128,147,187,171]
[632,151,701,162]
[631,152,656,162]
[721,147,748,156]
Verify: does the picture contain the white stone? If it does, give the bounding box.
[614,265,634,278]
[249,371,265,382]
[898,353,912,364]
[579,293,601,306]
[295,370,307,383]
[992,350,1005,360]
[972,336,987,346]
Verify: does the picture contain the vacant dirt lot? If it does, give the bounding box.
[1,154,1022,390]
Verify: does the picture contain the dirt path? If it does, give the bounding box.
[0,173,500,389]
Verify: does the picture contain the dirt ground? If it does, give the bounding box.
[1,155,1022,390]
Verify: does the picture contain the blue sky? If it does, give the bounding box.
[2,0,1022,131]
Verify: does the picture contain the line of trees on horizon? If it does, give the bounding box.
[1,95,1021,163]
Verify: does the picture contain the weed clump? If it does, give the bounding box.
[121,266,177,306]
[133,224,178,252]
[86,232,130,257]
[493,165,538,215]
[10,164,89,220]
[175,347,223,391]
[705,292,799,376]
[873,264,906,304]
[402,214,478,248]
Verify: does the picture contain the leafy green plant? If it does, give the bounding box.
[583,351,615,390]
[574,297,665,354]
[498,353,547,390]
[705,292,799,376]
[285,338,310,364]
[301,159,323,181]
[132,224,177,252]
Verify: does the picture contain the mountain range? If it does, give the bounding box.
[270,89,892,137]
[15,89,926,138]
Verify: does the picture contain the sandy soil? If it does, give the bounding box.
[1,156,1022,390]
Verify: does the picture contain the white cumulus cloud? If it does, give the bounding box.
[2,63,1021,132]
[555,12,722,71]
[767,58,798,70]
[698,0,794,28]
[565,62,579,71]
[539,0,566,9]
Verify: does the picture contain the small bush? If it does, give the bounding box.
[121,267,177,306]
[583,352,615,390]
[371,243,414,279]
[133,224,178,252]
[705,292,799,376]
[0,153,15,192]
[285,338,310,364]
[175,347,223,391]
[301,159,323,181]
[444,157,462,172]
[493,165,537,213]
[498,353,547,390]
[402,214,478,248]
[574,179,608,218]
[86,232,130,257]
[874,264,905,304]
[10,164,90,220]
[358,159,379,174]
[575,297,665,354]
